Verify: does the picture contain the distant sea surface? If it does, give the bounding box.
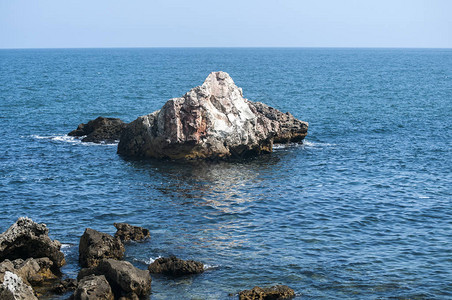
[0,48,451,299]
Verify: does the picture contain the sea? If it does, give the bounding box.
[0,48,451,299]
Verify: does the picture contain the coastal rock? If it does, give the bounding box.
[0,258,57,287]
[113,223,150,242]
[117,71,308,159]
[248,102,308,144]
[51,278,77,294]
[79,228,125,268]
[148,256,204,276]
[238,285,295,300]
[72,275,113,300]
[77,259,151,299]
[68,116,127,143]
[0,271,38,300]
[0,217,65,272]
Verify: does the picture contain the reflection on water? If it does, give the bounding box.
[126,154,284,215]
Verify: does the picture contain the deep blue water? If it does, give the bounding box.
[0,48,451,299]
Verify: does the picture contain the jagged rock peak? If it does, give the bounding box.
[118,72,308,159]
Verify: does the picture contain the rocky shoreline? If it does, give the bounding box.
[0,218,296,299]
[69,72,308,160]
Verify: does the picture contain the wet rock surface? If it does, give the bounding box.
[114,223,150,242]
[0,217,65,272]
[238,285,295,300]
[77,259,151,299]
[79,228,125,268]
[148,256,204,276]
[71,275,113,300]
[118,71,308,159]
[68,116,127,143]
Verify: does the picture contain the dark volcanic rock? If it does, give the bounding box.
[238,285,295,300]
[248,102,308,144]
[0,217,65,272]
[77,259,151,299]
[72,275,113,300]
[68,116,127,143]
[79,228,125,268]
[113,223,150,242]
[117,71,308,159]
[148,256,204,276]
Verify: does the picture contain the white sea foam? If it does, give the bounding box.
[145,256,163,264]
[273,140,335,150]
[203,263,219,270]
[29,134,118,146]
[60,243,72,249]
[303,140,336,147]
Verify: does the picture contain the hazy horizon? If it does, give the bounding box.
[1,0,451,49]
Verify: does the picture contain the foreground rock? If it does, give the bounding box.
[0,258,57,287]
[238,285,295,300]
[79,228,125,268]
[148,256,204,276]
[0,271,38,300]
[68,116,127,143]
[72,275,113,300]
[77,259,151,299]
[114,223,150,242]
[0,217,65,272]
[118,71,308,159]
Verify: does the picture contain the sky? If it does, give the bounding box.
[0,0,451,48]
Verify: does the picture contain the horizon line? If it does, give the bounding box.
[1,46,451,50]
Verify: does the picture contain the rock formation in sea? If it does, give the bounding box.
[118,71,308,159]
[0,258,57,287]
[79,228,125,268]
[76,259,151,299]
[0,217,65,272]
[113,223,150,242]
[148,256,204,276]
[0,218,69,299]
[72,274,114,300]
[68,116,127,143]
[238,285,295,300]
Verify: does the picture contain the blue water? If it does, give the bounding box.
[0,48,451,299]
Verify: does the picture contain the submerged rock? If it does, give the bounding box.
[113,223,150,242]
[148,256,204,276]
[68,116,127,143]
[79,228,125,268]
[0,271,38,300]
[77,259,151,299]
[0,217,65,272]
[118,71,308,159]
[72,275,113,300]
[238,285,295,300]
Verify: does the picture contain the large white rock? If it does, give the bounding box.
[118,71,308,159]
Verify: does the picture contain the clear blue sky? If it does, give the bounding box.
[1,0,451,48]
